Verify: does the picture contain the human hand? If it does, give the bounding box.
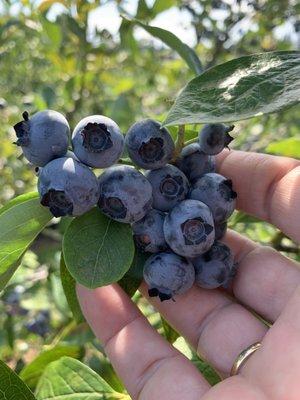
[77,150,300,399]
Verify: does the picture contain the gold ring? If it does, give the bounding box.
[230,342,262,376]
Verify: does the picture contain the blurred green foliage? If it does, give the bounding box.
[0,0,299,393]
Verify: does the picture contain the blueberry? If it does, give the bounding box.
[13,110,70,166]
[192,241,234,289]
[215,221,228,240]
[144,252,195,301]
[25,310,50,338]
[175,143,215,184]
[72,115,124,168]
[199,124,235,155]
[38,157,99,217]
[98,165,152,223]
[145,164,189,212]
[132,209,168,253]
[164,199,215,258]
[125,119,175,169]
[189,173,237,224]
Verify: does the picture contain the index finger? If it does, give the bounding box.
[217,150,300,243]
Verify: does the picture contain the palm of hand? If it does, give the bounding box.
[77,150,300,400]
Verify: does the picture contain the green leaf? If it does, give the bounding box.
[40,18,62,49]
[60,253,85,324]
[192,357,221,386]
[89,352,125,393]
[118,249,148,297]
[124,17,202,75]
[0,193,52,291]
[0,359,36,400]
[266,137,300,158]
[173,337,220,385]
[20,345,85,390]
[136,0,151,20]
[161,318,179,343]
[35,357,127,400]
[152,0,176,15]
[164,51,300,126]
[63,208,135,289]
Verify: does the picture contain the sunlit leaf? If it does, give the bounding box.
[164,51,300,126]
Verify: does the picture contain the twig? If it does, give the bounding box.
[171,125,185,162]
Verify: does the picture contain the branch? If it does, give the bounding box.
[172,125,185,162]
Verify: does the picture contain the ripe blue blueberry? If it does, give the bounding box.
[199,124,235,155]
[13,110,70,166]
[72,115,124,168]
[164,199,215,258]
[215,221,228,240]
[192,241,234,289]
[143,252,195,301]
[145,164,189,212]
[175,143,215,184]
[98,165,152,223]
[25,310,50,338]
[125,119,175,169]
[189,173,237,224]
[132,209,168,253]
[38,157,99,217]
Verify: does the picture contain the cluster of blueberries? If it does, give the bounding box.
[14,110,237,302]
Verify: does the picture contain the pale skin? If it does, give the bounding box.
[77,150,300,400]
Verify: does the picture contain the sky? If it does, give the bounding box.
[1,0,298,48]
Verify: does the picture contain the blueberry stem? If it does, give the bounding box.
[172,125,185,162]
[118,158,135,166]
[183,136,198,146]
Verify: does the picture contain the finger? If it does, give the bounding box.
[223,230,300,322]
[140,282,268,376]
[76,283,210,399]
[216,150,300,243]
[241,285,300,398]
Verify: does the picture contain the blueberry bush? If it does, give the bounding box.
[0,0,299,399]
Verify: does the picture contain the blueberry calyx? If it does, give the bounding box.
[148,288,159,297]
[41,189,73,217]
[159,174,184,198]
[148,288,173,302]
[134,234,151,251]
[98,195,127,219]
[224,125,235,149]
[181,218,213,245]
[81,122,113,153]
[138,137,164,163]
[13,111,30,147]
[221,179,237,200]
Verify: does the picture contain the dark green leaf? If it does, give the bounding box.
[0,359,36,400]
[124,17,202,75]
[20,345,85,390]
[60,253,85,324]
[161,318,179,343]
[164,51,300,126]
[118,250,148,297]
[266,137,300,158]
[35,357,127,400]
[136,0,151,20]
[4,314,14,349]
[119,18,138,54]
[0,193,52,291]
[63,208,135,289]
[89,352,125,393]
